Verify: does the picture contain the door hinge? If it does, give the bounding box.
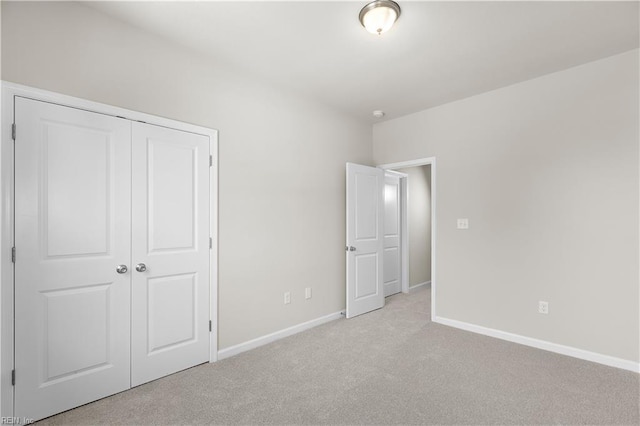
[11,370,15,386]
[209,155,213,167]
[12,123,16,141]
[11,247,16,263]
[209,320,212,332]
[209,237,212,249]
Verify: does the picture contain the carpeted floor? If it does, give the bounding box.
[40,285,639,425]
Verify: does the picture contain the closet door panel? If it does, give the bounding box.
[14,97,132,422]
[131,122,210,387]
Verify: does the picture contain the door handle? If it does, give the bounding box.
[135,263,147,272]
[349,246,356,251]
[116,264,128,274]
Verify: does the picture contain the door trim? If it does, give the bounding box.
[0,82,219,418]
[378,158,436,320]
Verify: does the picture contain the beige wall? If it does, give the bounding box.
[374,50,639,363]
[396,165,431,287]
[1,1,373,349]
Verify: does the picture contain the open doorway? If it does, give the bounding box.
[380,158,436,320]
[345,158,436,320]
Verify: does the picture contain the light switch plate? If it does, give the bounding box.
[457,218,469,229]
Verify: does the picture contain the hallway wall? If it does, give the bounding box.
[396,165,432,287]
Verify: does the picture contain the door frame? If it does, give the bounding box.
[378,158,436,320]
[0,82,219,418]
[383,170,408,295]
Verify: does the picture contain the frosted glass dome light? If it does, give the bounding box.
[359,0,401,35]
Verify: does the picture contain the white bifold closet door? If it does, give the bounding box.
[14,97,210,421]
[14,98,133,421]
[130,122,210,387]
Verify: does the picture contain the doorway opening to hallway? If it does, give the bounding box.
[345,158,436,320]
[380,158,436,319]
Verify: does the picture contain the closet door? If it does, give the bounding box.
[14,97,132,421]
[130,122,210,387]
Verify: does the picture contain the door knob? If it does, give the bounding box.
[349,246,356,251]
[116,264,128,274]
[135,263,147,272]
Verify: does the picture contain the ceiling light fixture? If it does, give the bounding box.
[359,0,401,35]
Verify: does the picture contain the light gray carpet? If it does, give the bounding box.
[40,285,639,425]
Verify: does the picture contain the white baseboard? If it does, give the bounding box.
[218,310,344,360]
[409,281,430,291]
[434,316,639,373]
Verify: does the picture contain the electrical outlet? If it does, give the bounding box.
[457,218,469,229]
[538,301,549,314]
[305,287,312,299]
[284,292,291,305]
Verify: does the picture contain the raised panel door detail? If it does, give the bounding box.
[148,273,197,354]
[383,247,399,285]
[148,139,196,253]
[355,253,379,299]
[43,122,111,258]
[355,173,378,241]
[42,284,111,383]
[384,183,399,237]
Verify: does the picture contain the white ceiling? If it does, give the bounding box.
[88,1,639,122]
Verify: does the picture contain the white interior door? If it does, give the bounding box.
[130,122,211,387]
[346,163,384,318]
[383,173,401,297]
[14,97,132,421]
